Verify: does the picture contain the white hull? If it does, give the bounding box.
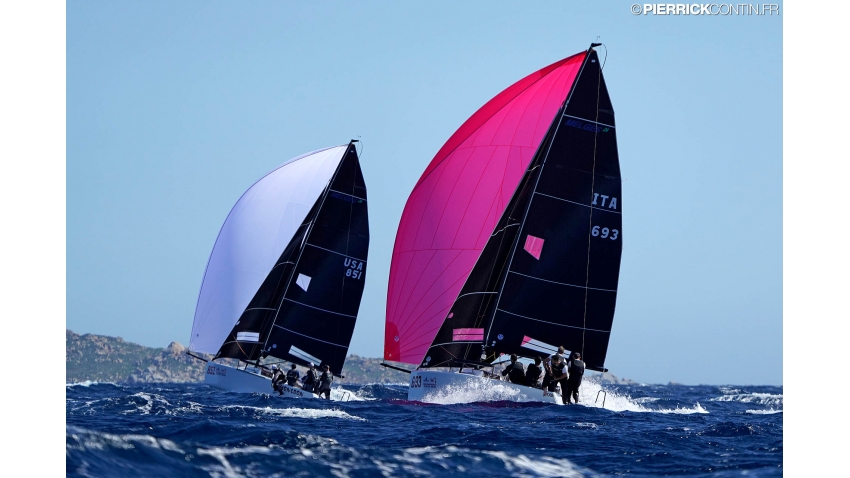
[204,362,321,399]
[407,370,563,405]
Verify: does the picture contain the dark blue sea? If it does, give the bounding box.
[66,379,782,477]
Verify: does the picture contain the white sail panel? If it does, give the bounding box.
[189,145,348,354]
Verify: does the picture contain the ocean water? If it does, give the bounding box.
[66,379,782,477]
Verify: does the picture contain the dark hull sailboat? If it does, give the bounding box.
[189,141,369,399]
[390,45,622,404]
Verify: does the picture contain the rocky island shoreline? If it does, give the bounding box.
[66,329,636,385]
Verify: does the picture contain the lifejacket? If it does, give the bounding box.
[551,361,567,378]
[303,369,317,386]
[286,369,300,386]
[525,364,542,386]
[568,359,585,381]
[319,372,333,390]
[507,362,525,384]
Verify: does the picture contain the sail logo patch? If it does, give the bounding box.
[289,345,321,366]
[524,235,544,260]
[296,274,311,291]
[344,258,364,279]
[236,331,260,342]
[453,328,484,342]
[521,336,561,355]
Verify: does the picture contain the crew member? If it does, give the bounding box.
[565,352,585,404]
[270,365,285,395]
[500,354,526,384]
[525,356,543,388]
[301,363,318,392]
[317,364,334,400]
[285,363,301,388]
[550,354,570,403]
[542,346,567,391]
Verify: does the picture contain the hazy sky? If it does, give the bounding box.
[67,1,782,385]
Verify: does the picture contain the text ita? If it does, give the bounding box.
[591,193,618,210]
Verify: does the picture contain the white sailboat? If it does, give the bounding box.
[189,141,369,400]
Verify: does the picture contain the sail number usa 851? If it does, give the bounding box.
[345,258,364,279]
[591,225,619,240]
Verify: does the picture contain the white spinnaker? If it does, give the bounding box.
[189,145,348,354]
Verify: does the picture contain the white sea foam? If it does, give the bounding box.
[217,404,366,421]
[196,445,275,478]
[746,408,783,415]
[66,425,185,454]
[383,445,601,477]
[66,380,115,387]
[414,375,708,414]
[120,392,173,415]
[330,386,372,402]
[711,392,783,407]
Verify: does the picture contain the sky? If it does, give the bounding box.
[64,1,785,386]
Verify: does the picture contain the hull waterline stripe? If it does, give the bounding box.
[495,308,611,333]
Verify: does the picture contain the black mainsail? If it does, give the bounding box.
[421,47,622,373]
[215,141,369,376]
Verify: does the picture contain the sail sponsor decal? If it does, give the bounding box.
[423,377,437,388]
[289,345,321,365]
[296,274,311,291]
[344,258,364,279]
[523,235,545,260]
[521,336,559,355]
[207,364,227,376]
[563,115,613,133]
[280,383,305,398]
[236,332,260,342]
[452,328,484,342]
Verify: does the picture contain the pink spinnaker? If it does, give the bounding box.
[385,53,586,364]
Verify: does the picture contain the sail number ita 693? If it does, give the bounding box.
[591,226,619,240]
[344,258,364,279]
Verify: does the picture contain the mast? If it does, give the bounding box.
[421,45,622,373]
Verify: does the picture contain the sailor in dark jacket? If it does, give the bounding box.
[564,352,585,404]
[500,354,526,384]
[550,354,570,403]
[525,356,543,388]
[317,365,334,400]
[286,363,301,388]
[270,365,285,395]
[301,363,318,392]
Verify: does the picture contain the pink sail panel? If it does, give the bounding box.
[523,234,545,260]
[385,53,587,364]
[452,328,485,342]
